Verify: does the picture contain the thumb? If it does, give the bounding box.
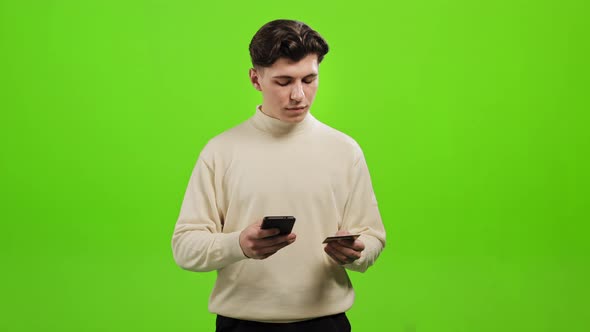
[335,229,350,236]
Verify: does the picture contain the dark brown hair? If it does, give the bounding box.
[249,19,329,68]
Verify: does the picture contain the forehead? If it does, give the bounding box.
[263,54,319,77]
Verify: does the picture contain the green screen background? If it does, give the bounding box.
[1,0,588,331]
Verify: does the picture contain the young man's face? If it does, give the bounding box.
[249,54,319,123]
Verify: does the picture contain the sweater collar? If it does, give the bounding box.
[250,105,315,136]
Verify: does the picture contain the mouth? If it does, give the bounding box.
[285,106,307,111]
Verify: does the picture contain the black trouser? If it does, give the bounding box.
[216,313,351,332]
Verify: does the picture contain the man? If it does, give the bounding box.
[172,19,386,332]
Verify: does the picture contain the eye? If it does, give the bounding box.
[276,81,290,86]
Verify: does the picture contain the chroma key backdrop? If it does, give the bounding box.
[1,1,588,331]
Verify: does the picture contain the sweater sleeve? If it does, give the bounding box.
[171,155,247,272]
[341,150,386,273]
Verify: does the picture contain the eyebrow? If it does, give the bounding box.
[271,73,318,79]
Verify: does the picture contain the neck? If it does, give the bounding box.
[250,105,315,137]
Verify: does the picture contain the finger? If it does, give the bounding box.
[256,228,281,239]
[256,233,296,248]
[261,238,295,253]
[254,235,296,252]
[326,246,352,265]
[328,242,362,261]
[336,239,356,249]
[324,246,345,264]
[328,242,353,257]
[326,251,344,265]
[260,252,275,259]
[337,239,365,251]
[335,230,350,236]
[256,238,295,256]
[354,240,365,252]
[325,245,348,264]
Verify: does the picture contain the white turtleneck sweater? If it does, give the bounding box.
[172,106,386,323]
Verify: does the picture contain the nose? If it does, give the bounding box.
[290,82,304,102]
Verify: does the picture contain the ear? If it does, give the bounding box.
[249,68,262,91]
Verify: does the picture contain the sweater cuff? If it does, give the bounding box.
[343,234,380,273]
[219,231,249,264]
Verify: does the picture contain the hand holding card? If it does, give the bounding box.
[322,234,360,244]
[323,231,365,265]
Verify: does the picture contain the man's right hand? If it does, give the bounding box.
[239,220,296,259]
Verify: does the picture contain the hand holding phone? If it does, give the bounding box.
[239,216,297,260]
[261,216,296,235]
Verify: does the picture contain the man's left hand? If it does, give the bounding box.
[324,230,365,265]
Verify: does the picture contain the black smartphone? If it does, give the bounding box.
[261,216,296,235]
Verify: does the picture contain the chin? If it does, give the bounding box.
[282,111,308,123]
